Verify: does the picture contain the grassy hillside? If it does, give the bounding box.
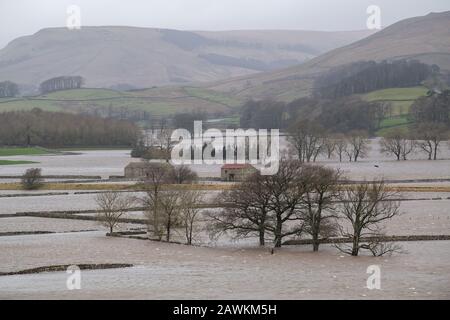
[205,11,450,101]
[0,27,372,90]
[0,87,244,116]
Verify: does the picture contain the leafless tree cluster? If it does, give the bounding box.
[380,128,415,161]
[169,165,199,184]
[209,161,342,250]
[336,181,402,256]
[95,192,135,234]
[288,126,370,163]
[209,161,401,256]
[288,120,326,163]
[380,124,449,161]
[140,163,203,244]
[413,122,449,160]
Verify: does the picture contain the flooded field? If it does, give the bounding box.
[0,217,100,233]
[0,139,449,180]
[0,150,137,179]
[0,193,100,215]
[0,232,448,299]
[1,143,449,300]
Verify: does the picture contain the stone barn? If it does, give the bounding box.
[221,164,258,182]
[125,162,173,179]
[124,162,159,179]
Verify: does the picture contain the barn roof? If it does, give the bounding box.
[125,162,149,168]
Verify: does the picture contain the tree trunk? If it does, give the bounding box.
[312,228,320,252]
[274,217,282,247]
[166,221,171,242]
[259,228,265,246]
[312,241,320,252]
[351,236,359,256]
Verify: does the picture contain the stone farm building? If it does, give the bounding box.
[221,164,258,181]
[124,162,168,179]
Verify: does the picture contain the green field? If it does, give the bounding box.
[183,87,242,108]
[0,87,243,116]
[376,115,413,135]
[363,86,428,116]
[0,160,39,165]
[361,87,428,135]
[0,147,53,157]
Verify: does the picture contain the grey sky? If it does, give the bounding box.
[1,0,449,49]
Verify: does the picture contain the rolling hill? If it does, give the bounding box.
[205,11,450,101]
[0,27,371,93]
[0,86,243,117]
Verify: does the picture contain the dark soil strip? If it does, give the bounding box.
[0,175,102,180]
[0,192,69,198]
[17,208,146,215]
[343,178,450,184]
[19,212,147,224]
[0,231,53,236]
[0,264,134,276]
[284,235,450,245]
[0,229,97,237]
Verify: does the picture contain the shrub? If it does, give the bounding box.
[21,168,44,190]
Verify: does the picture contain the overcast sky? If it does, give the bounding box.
[1,0,449,48]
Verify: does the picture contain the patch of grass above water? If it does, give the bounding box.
[0,147,53,157]
[0,160,39,165]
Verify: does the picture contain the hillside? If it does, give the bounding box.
[205,11,450,101]
[0,87,243,117]
[0,27,371,93]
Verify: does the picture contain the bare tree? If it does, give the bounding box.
[208,160,306,248]
[179,190,203,245]
[169,165,198,184]
[158,190,182,242]
[380,129,415,160]
[141,162,174,239]
[208,172,272,246]
[299,166,341,252]
[264,160,306,247]
[323,136,336,159]
[414,122,449,160]
[345,130,370,162]
[155,119,174,162]
[336,180,401,256]
[95,192,135,234]
[288,120,325,163]
[334,134,348,163]
[21,168,44,190]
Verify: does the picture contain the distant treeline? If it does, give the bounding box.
[0,109,140,147]
[39,76,84,94]
[410,90,450,125]
[0,81,19,98]
[240,89,450,134]
[314,60,438,99]
[240,96,388,134]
